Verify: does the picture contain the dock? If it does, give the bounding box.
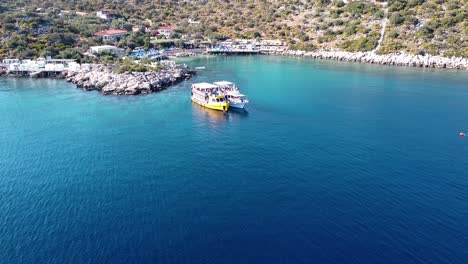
[207,48,261,55]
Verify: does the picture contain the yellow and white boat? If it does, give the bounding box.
[191,83,229,112]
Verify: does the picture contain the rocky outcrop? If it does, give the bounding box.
[269,50,468,70]
[62,64,194,95]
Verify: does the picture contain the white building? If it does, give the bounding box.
[96,10,119,20]
[157,26,175,39]
[88,45,125,56]
[1,59,20,65]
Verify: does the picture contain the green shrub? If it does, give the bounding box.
[115,61,151,73]
[389,13,405,25]
[333,0,345,8]
[388,1,406,12]
[341,33,378,52]
[416,25,434,39]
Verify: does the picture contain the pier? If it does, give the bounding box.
[207,49,261,55]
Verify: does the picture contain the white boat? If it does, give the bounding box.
[225,91,249,109]
[213,81,249,109]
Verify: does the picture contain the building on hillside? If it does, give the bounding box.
[188,19,200,24]
[132,26,152,33]
[87,45,125,57]
[94,30,129,41]
[211,38,286,53]
[198,40,212,49]
[96,10,120,20]
[183,39,212,49]
[258,39,286,53]
[156,26,175,39]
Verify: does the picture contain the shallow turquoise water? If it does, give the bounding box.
[1,56,468,263]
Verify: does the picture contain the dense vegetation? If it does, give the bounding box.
[0,0,466,59]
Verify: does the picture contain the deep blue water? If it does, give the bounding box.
[1,56,468,263]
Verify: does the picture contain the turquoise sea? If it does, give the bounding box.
[1,56,467,263]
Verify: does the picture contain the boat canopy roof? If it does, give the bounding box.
[213,81,234,86]
[192,82,217,89]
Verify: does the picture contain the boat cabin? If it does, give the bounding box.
[213,81,240,93]
[192,83,226,99]
[225,91,247,102]
[192,82,218,91]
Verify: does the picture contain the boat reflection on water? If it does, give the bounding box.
[191,102,249,127]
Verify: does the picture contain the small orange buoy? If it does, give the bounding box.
[460,132,465,137]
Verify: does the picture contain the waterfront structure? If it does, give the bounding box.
[208,38,286,55]
[130,48,164,60]
[1,59,20,65]
[183,39,212,49]
[191,83,229,112]
[207,39,260,54]
[207,46,260,55]
[4,58,80,77]
[258,39,287,53]
[88,45,125,57]
[94,29,128,41]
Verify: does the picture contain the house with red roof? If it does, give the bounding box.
[94,29,128,41]
[156,26,175,39]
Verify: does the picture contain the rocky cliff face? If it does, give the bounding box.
[62,64,194,95]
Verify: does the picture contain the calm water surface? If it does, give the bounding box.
[1,56,467,263]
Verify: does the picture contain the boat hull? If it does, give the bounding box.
[192,97,229,111]
[228,101,247,109]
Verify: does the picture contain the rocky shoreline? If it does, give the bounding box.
[270,50,468,70]
[62,63,194,95]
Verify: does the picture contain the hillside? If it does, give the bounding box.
[0,0,466,59]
